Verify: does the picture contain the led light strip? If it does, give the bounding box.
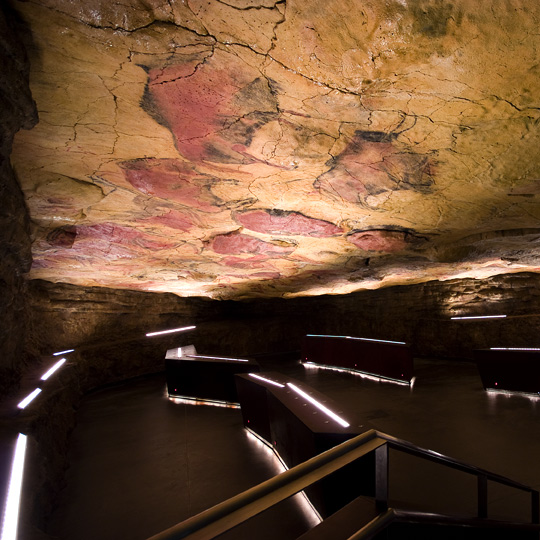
[145,325,196,337]
[306,334,406,345]
[486,388,540,399]
[1,434,27,540]
[244,428,322,526]
[17,389,42,410]
[450,315,507,320]
[186,355,249,362]
[286,383,350,428]
[490,347,540,351]
[168,395,240,409]
[52,349,74,356]
[249,373,285,388]
[303,362,412,386]
[40,358,66,381]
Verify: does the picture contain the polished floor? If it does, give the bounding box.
[46,357,540,539]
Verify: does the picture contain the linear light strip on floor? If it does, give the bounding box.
[168,394,240,409]
[40,358,66,381]
[306,334,406,345]
[303,362,412,386]
[1,434,27,540]
[52,349,74,356]
[185,355,249,362]
[17,389,42,410]
[286,383,350,428]
[450,315,507,320]
[249,374,285,388]
[145,325,196,337]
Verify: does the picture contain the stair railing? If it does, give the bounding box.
[146,429,539,540]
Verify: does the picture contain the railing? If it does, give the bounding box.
[146,429,540,540]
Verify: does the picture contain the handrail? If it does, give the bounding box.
[376,431,536,493]
[146,430,386,540]
[146,429,540,540]
[348,508,540,540]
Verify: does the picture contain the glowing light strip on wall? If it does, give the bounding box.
[249,373,285,388]
[1,434,27,540]
[185,355,249,362]
[145,325,196,337]
[306,334,406,345]
[17,389,42,410]
[450,315,507,320]
[490,347,540,351]
[286,383,350,428]
[40,358,66,381]
[52,349,74,356]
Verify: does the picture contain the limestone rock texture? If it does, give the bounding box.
[0,4,37,395]
[7,0,540,300]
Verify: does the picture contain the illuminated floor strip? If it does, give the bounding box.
[486,388,540,399]
[306,334,406,345]
[245,428,322,526]
[146,325,196,337]
[303,362,413,387]
[1,434,27,540]
[287,383,350,428]
[185,355,249,362]
[168,394,240,409]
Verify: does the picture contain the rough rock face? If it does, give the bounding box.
[27,272,540,363]
[7,0,540,299]
[0,4,37,395]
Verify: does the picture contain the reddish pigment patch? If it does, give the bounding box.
[315,131,434,205]
[45,223,177,261]
[46,227,77,248]
[139,209,195,232]
[236,209,342,237]
[209,232,294,256]
[120,158,221,213]
[222,255,272,268]
[347,230,410,252]
[144,55,278,164]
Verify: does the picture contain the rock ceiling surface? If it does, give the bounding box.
[9,0,540,299]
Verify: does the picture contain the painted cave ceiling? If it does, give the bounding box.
[8,0,540,299]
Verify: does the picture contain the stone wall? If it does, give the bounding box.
[0,4,37,396]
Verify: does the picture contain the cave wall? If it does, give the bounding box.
[0,5,37,396]
[28,272,540,370]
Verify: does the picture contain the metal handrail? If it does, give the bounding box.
[146,429,540,540]
[348,508,540,540]
[377,431,537,493]
[147,430,385,540]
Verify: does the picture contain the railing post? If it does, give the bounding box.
[532,490,539,524]
[375,443,389,512]
[478,474,488,518]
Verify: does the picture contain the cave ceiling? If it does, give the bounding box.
[8,0,540,299]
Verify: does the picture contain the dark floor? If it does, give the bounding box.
[46,357,540,539]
